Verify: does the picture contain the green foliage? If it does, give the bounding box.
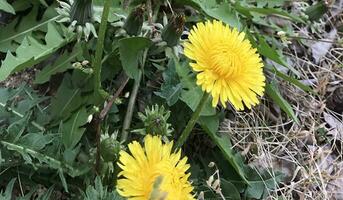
[50,74,84,121]
[0,178,54,200]
[166,50,216,116]
[244,168,284,199]
[266,81,299,123]
[34,45,83,84]
[83,177,124,200]
[118,37,152,80]
[305,1,329,21]
[191,0,241,29]
[0,6,58,52]
[0,0,317,198]
[62,107,89,149]
[201,122,248,183]
[0,0,15,14]
[0,23,72,81]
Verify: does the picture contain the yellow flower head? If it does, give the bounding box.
[184,20,265,110]
[116,135,194,200]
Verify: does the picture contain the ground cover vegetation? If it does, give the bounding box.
[0,0,342,199]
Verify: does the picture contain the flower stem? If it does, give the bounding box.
[93,0,111,93]
[120,49,148,142]
[120,71,142,142]
[93,0,111,174]
[175,92,209,149]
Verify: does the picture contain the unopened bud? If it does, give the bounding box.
[100,138,121,162]
[161,14,185,47]
[124,5,145,36]
[70,0,93,25]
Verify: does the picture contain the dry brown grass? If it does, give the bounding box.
[220,1,343,198]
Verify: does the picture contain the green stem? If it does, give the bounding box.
[175,92,209,149]
[93,0,111,92]
[120,71,142,143]
[120,48,148,142]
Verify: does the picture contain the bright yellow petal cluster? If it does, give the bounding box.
[116,135,194,200]
[184,20,265,110]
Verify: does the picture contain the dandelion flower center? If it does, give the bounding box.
[116,135,194,200]
[184,20,266,110]
[210,44,244,77]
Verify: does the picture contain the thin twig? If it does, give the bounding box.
[287,35,339,44]
[120,48,149,143]
[120,72,142,143]
[95,75,130,173]
[95,118,101,174]
[99,76,130,120]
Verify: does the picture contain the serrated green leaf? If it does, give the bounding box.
[155,60,183,106]
[266,81,299,123]
[0,7,59,52]
[0,23,71,81]
[50,74,83,120]
[0,0,15,14]
[1,140,89,177]
[18,132,54,151]
[155,84,183,106]
[62,108,89,149]
[84,176,125,200]
[257,36,287,66]
[118,37,152,80]
[191,0,241,29]
[244,168,283,199]
[257,36,300,76]
[34,46,82,84]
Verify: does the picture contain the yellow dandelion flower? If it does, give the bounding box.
[116,135,194,200]
[184,20,266,110]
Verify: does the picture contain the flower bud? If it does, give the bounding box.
[135,104,173,137]
[100,138,121,162]
[123,5,145,36]
[162,14,185,47]
[70,0,93,25]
